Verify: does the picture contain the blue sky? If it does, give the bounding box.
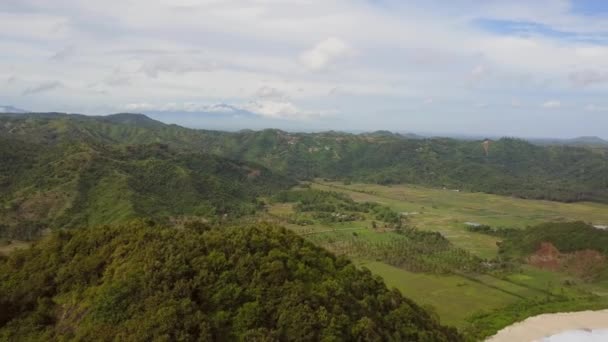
[1,0,608,138]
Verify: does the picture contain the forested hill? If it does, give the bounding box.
[2,112,608,203]
[0,132,292,239]
[0,221,461,341]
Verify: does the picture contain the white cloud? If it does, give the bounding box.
[471,65,487,78]
[140,56,219,78]
[1,0,608,136]
[206,104,240,113]
[468,65,489,85]
[0,12,71,41]
[300,37,351,71]
[22,81,63,96]
[50,45,77,62]
[511,99,522,108]
[585,104,608,112]
[243,100,331,120]
[542,100,561,109]
[124,102,240,113]
[255,85,285,100]
[124,102,154,111]
[122,100,333,120]
[569,69,608,87]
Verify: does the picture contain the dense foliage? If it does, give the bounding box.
[0,221,461,341]
[492,222,608,258]
[314,228,484,274]
[272,189,482,273]
[0,133,292,238]
[2,113,608,204]
[273,189,401,225]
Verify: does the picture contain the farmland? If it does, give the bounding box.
[310,181,608,259]
[266,180,608,332]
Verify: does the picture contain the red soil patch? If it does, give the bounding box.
[247,169,261,179]
[528,242,607,280]
[564,250,606,280]
[528,242,561,271]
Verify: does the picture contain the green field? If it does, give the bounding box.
[266,180,608,330]
[358,261,526,326]
[311,181,608,259]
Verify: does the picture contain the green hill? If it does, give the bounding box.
[2,113,607,204]
[496,221,608,258]
[473,221,608,281]
[0,137,292,239]
[0,221,461,341]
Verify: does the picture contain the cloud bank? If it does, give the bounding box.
[1,0,608,137]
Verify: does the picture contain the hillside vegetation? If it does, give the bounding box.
[270,188,482,274]
[0,133,292,239]
[0,221,461,341]
[468,221,608,260]
[2,113,607,203]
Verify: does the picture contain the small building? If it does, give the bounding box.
[593,225,608,230]
[465,222,482,227]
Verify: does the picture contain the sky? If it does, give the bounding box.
[1,0,608,138]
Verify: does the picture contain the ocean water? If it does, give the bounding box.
[542,329,608,341]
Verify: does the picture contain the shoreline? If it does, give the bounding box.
[486,309,608,342]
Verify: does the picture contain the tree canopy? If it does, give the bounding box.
[0,221,461,341]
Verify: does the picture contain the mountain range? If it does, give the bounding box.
[0,106,27,113]
[1,112,607,207]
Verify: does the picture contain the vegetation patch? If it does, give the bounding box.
[0,221,461,341]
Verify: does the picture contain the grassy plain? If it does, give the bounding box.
[267,180,608,329]
[311,181,608,259]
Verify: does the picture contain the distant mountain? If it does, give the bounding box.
[0,105,27,113]
[531,136,608,147]
[2,112,608,204]
[102,112,167,128]
[568,136,608,146]
[399,132,426,139]
[0,116,293,237]
[143,104,259,130]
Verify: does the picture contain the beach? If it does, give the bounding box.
[486,309,608,342]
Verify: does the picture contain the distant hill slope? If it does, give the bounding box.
[496,221,608,257]
[0,134,292,238]
[531,136,608,147]
[1,113,608,204]
[571,136,608,146]
[0,106,27,113]
[475,221,608,281]
[0,221,461,341]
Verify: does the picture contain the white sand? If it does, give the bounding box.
[544,329,608,341]
[486,309,608,342]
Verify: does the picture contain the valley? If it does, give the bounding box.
[2,113,608,340]
[5,2,608,340]
[309,181,608,259]
[266,180,608,338]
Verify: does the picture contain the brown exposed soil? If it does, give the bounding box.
[528,242,606,280]
[482,140,491,156]
[16,191,68,221]
[528,242,561,270]
[564,250,606,280]
[247,169,261,179]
